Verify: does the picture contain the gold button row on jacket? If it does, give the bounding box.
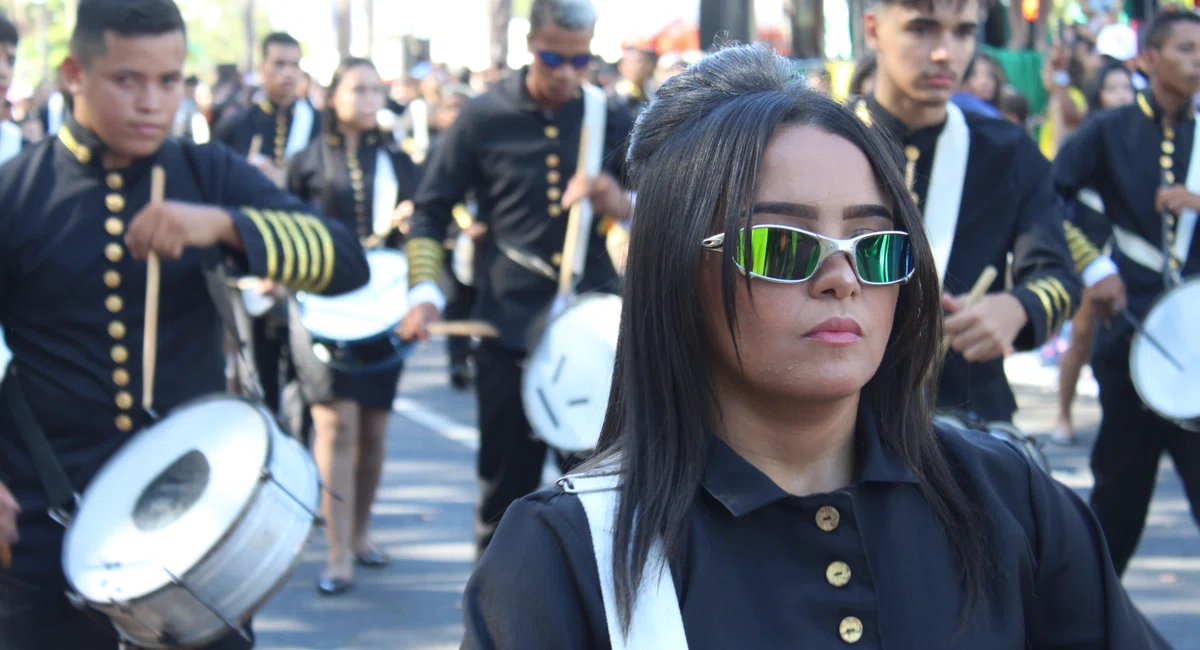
[839,616,864,643]
[104,186,132,433]
[815,505,840,532]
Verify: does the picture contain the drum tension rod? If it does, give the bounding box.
[259,468,326,524]
[165,568,253,643]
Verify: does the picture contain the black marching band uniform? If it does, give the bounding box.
[855,96,1082,423]
[0,116,368,648]
[405,70,634,553]
[286,128,420,408]
[1053,90,1200,575]
[463,406,1165,648]
[214,96,322,417]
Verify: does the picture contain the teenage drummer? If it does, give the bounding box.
[0,1,369,647]
[856,0,1081,425]
[1053,8,1200,576]
[397,0,636,559]
[285,57,420,596]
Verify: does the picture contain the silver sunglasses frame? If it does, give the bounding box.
[700,225,915,286]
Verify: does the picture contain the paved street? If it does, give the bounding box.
[253,346,1200,649]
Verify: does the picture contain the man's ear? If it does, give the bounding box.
[864,11,882,53]
[60,56,85,97]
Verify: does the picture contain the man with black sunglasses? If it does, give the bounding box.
[856,0,1082,425]
[399,0,635,558]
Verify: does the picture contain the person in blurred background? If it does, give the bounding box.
[848,51,878,98]
[286,57,420,596]
[999,84,1031,130]
[1051,59,1136,446]
[611,40,656,118]
[952,52,1004,117]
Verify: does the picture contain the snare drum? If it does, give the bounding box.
[1129,278,1200,432]
[62,395,321,649]
[297,249,412,373]
[522,293,622,453]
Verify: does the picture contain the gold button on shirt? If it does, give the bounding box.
[105,243,124,263]
[105,193,126,213]
[108,321,126,339]
[111,345,129,364]
[105,295,124,313]
[104,270,121,289]
[105,217,124,237]
[826,561,851,587]
[106,172,124,190]
[115,391,134,410]
[816,505,840,532]
[113,368,130,387]
[115,414,133,432]
[839,616,864,643]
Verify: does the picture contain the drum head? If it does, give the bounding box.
[0,330,10,380]
[298,249,408,341]
[522,294,622,452]
[63,397,272,602]
[1131,279,1200,422]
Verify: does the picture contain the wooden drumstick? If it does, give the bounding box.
[557,124,592,300]
[942,265,998,355]
[426,320,500,339]
[247,134,262,161]
[0,540,10,569]
[143,166,166,413]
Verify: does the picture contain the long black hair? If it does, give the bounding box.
[1086,60,1133,113]
[587,43,993,632]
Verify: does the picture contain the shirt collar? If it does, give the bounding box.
[504,67,584,116]
[1136,89,1196,127]
[57,114,106,168]
[325,129,383,149]
[259,97,299,118]
[860,94,947,145]
[701,402,920,518]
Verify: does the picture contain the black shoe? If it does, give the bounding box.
[355,549,390,568]
[450,362,472,390]
[317,577,352,596]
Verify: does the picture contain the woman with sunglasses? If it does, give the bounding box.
[285,57,421,596]
[460,44,1166,649]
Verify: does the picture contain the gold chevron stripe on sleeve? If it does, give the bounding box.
[301,215,336,293]
[263,211,296,284]
[275,212,311,289]
[241,208,279,278]
[293,216,324,291]
[1027,283,1056,337]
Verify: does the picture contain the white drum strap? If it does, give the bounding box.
[1112,224,1170,273]
[567,85,609,281]
[372,147,399,237]
[285,99,315,159]
[923,102,970,285]
[568,474,689,650]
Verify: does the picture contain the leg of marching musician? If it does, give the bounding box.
[1163,429,1200,536]
[473,342,548,558]
[311,400,360,593]
[0,566,117,649]
[352,407,390,561]
[1089,365,1166,576]
[1053,298,1098,444]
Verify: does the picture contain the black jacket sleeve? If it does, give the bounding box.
[190,142,369,296]
[1006,136,1083,349]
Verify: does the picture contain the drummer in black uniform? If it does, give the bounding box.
[1053,8,1200,577]
[214,31,321,419]
[399,0,636,557]
[857,0,1081,424]
[285,57,420,596]
[0,1,368,647]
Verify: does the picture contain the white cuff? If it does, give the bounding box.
[1081,255,1119,288]
[407,281,446,313]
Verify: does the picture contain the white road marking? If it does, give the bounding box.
[392,397,479,451]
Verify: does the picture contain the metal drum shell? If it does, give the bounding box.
[1129,278,1200,432]
[522,293,622,453]
[62,396,320,649]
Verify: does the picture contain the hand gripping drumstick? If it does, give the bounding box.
[143,166,166,415]
[942,265,998,356]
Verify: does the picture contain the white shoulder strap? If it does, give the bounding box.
[564,473,689,650]
[372,147,399,236]
[922,102,970,284]
[285,99,315,158]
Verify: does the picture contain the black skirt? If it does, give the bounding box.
[287,300,403,410]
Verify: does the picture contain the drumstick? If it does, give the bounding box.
[143,166,166,414]
[247,134,262,161]
[426,321,500,339]
[942,265,998,355]
[0,540,10,569]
